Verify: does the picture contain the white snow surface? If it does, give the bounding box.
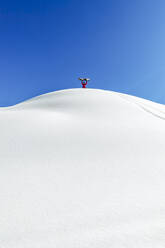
[0,88,165,247]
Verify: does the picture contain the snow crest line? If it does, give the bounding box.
[115,92,165,121]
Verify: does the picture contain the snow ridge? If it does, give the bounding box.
[0,88,165,248]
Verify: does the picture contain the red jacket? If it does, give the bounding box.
[82,82,87,88]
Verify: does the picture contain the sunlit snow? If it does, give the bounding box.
[0,88,165,247]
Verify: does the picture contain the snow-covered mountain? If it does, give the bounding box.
[1,88,165,248]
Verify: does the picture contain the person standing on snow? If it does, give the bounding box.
[78,78,90,88]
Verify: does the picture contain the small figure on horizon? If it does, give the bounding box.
[78,78,90,88]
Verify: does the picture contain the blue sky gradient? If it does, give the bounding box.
[0,0,165,106]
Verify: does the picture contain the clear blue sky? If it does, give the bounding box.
[0,0,165,106]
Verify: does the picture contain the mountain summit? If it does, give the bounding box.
[1,88,165,247]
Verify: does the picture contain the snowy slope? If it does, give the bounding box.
[0,88,165,248]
